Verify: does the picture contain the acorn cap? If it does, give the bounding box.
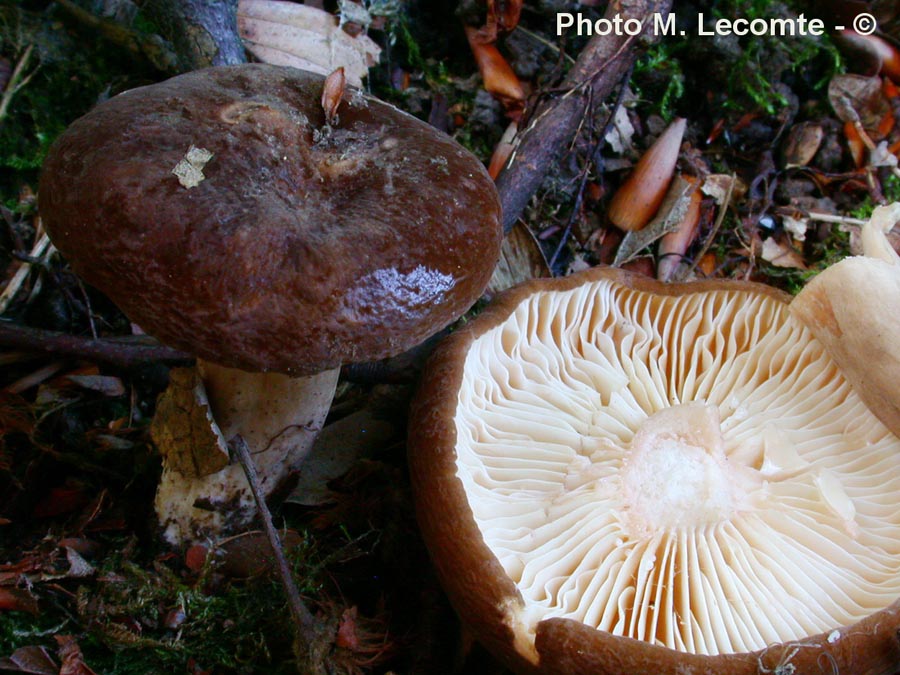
[408,266,900,674]
[39,64,502,375]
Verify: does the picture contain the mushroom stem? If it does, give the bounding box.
[152,360,339,545]
[790,203,900,437]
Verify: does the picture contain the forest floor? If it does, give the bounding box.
[1,0,900,673]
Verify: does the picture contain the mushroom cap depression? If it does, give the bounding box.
[39,64,502,375]
[408,267,900,675]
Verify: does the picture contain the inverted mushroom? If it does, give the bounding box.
[38,63,502,544]
[408,266,900,674]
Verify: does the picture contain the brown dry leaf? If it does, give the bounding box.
[287,408,396,507]
[0,646,57,675]
[63,375,126,397]
[463,25,525,111]
[0,588,39,615]
[828,74,889,130]
[783,122,824,168]
[485,0,523,37]
[487,221,551,296]
[55,635,97,675]
[761,236,807,269]
[321,67,346,125]
[237,0,380,87]
[702,174,746,205]
[657,176,703,282]
[487,120,518,179]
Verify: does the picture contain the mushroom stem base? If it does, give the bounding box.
[153,361,339,545]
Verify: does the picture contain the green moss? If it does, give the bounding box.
[0,5,156,207]
[1,535,328,675]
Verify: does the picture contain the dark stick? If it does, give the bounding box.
[229,435,325,670]
[495,0,674,234]
[0,321,193,368]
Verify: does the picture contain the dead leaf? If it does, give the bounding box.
[828,74,889,130]
[0,588,38,615]
[604,100,636,154]
[321,67,346,125]
[783,122,824,168]
[463,25,525,113]
[761,236,807,269]
[63,375,126,397]
[615,174,697,266]
[657,176,703,282]
[782,214,809,242]
[287,408,396,507]
[701,174,746,205]
[0,646,57,674]
[55,635,97,675]
[237,0,380,88]
[487,120,518,179]
[487,221,551,296]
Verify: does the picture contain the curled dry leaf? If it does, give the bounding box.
[488,120,518,179]
[761,235,807,269]
[487,220,551,296]
[615,173,698,267]
[464,25,525,112]
[702,173,746,205]
[608,118,686,232]
[322,67,346,125]
[55,635,97,675]
[828,74,889,130]
[0,645,57,675]
[657,176,703,282]
[237,0,380,87]
[783,121,824,168]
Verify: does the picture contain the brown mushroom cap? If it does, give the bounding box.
[408,267,900,675]
[38,64,502,375]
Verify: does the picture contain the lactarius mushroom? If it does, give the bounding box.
[791,202,900,437]
[38,64,502,544]
[408,266,900,675]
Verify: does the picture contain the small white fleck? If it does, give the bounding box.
[172,146,214,189]
[827,630,840,643]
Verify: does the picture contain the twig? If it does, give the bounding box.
[806,212,867,227]
[0,321,193,368]
[0,44,37,126]
[685,173,736,279]
[0,231,52,315]
[229,435,325,669]
[495,0,674,234]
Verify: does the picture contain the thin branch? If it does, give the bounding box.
[229,435,326,672]
[0,44,37,125]
[0,322,193,368]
